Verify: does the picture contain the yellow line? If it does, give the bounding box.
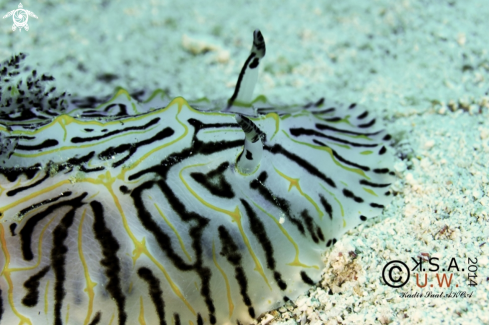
[142,89,167,103]
[65,304,70,324]
[83,171,196,315]
[362,187,378,197]
[78,209,97,325]
[179,163,271,289]
[252,203,318,269]
[8,214,56,272]
[44,281,49,314]
[0,179,72,219]
[138,296,146,325]
[127,99,190,172]
[86,171,196,315]
[264,112,280,140]
[109,313,115,325]
[273,167,324,220]
[202,129,241,134]
[0,224,32,325]
[281,130,369,179]
[13,127,157,158]
[154,203,192,262]
[212,241,233,318]
[319,184,346,227]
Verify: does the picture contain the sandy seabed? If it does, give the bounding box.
[1,0,488,324]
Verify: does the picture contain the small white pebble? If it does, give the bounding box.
[260,314,274,325]
[424,140,435,149]
[473,189,482,199]
[480,128,489,140]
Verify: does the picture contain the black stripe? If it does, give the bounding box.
[312,139,371,171]
[98,127,174,168]
[71,117,160,143]
[128,119,242,181]
[9,223,17,236]
[91,201,127,325]
[218,226,255,319]
[7,172,49,197]
[190,162,235,199]
[132,180,216,324]
[65,151,96,166]
[290,128,378,148]
[19,191,78,261]
[18,191,72,223]
[317,227,324,241]
[0,108,41,122]
[319,194,333,220]
[5,135,35,140]
[137,267,166,325]
[253,30,265,52]
[88,312,101,325]
[104,103,128,116]
[22,266,50,307]
[245,150,253,160]
[0,163,41,182]
[16,139,58,151]
[249,58,260,69]
[241,199,286,290]
[52,203,84,325]
[322,117,342,122]
[359,180,391,188]
[132,182,193,271]
[80,165,105,173]
[301,210,320,243]
[312,107,335,115]
[316,123,382,137]
[173,314,181,325]
[300,271,315,285]
[314,98,324,107]
[342,189,364,203]
[264,144,336,188]
[188,120,239,130]
[227,53,256,107]
[6,152,95,197]
[370,203,385,209]
[358,118,376,128]
[250,172,305,235]
[357,111,368,119]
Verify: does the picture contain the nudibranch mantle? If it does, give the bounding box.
[0,30,394,324]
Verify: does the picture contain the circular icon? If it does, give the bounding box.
[3,3,38,32]
[382,260,410,288]
[13,9,28,28]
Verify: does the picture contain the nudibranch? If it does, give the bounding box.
[0,30,395,325]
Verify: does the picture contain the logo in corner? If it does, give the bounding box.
[3,3,38,32]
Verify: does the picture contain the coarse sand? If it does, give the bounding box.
[1,0,488,324]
